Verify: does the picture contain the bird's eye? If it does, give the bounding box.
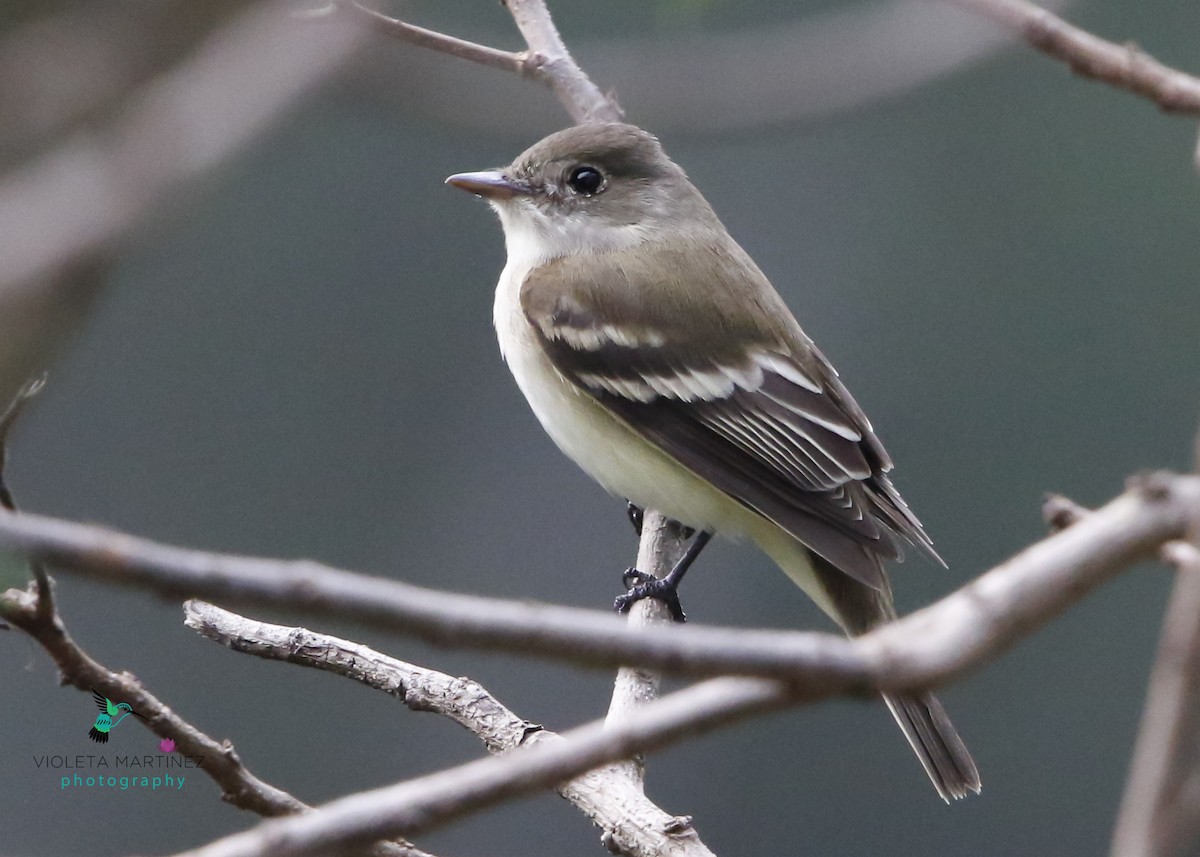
[567,166,604,195]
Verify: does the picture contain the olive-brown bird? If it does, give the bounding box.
[448,123,980,801]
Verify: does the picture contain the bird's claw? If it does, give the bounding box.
[621,567,653,590]
[614,567,686,622]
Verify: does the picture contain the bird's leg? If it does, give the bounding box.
[625,500,694,540]
[615,529,713,622]
[625,501,644,537]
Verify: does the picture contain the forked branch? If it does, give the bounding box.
[186,600,713,857]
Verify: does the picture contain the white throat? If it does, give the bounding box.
[493,198,647,271]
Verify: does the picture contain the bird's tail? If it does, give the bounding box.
[88,727,108,743]
[752,522,981,801]
[882,691,980,802]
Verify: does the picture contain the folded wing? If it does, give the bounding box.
[521,244,940,590]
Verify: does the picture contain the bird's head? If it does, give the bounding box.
[446,123,716,264]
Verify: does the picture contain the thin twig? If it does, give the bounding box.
[1044,491,1195,568]
[0,587,434,857]
[0,375,45,509]
[0,375,52,616]
[324,1,528,76]
[0,585,301,814]
[0,378,427,854]
[332,0,621,124]
[186,601,713,857]
[947,0,1200,114]
[0,473,1195,690]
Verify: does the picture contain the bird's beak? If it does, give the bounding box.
[445,170,533,200]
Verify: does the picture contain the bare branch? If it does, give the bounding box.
[165,674,790,857]
[1044,491,1196,570]
[602,511,712,856]
[186,601,713,857]
[0,588,436,857]
[606,511,690,731]
[323,1,527,76]
[1110,556,1200,857]
[331,0,620,124]
[0,474,1195,691]
[0,1,365,402]
[947,0,1200,114]
[352,0,1073,136]
[158,465,1200,857]
[0,1,256,165]
[0,376,52,616]
[1111,436,1200,857]
[0,0,363,289]
[0,585,303,816]
[0,378,426,855]
[502,0,623,123]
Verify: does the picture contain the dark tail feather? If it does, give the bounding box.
[88,727,108,743]
[806,550,981,801]
[883,692,981,802]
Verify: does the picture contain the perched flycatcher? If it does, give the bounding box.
[447,123,980,802]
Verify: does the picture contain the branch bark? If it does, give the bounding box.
[320,1,528,76]
[142,473,1198,857]
[0,473,1194,690]
[1110,437,1200,857]
[0,0,365,403]
[5,2,1200,855]
[351,0,1075,136]
[331,0,621,124]
[0,389,430,857]
[502,0,623,123]
[945,0,1200,114]
[164,674,791,857]
[0,585,306,816]
[186,600,712,857]
[1110,553,1200,857]
[603,511,711,855]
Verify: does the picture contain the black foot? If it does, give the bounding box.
[626,501,643,537]
[612,530,713,623]
[614,568,686,622]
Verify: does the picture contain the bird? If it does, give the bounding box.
[446,122,980,801]
[88,689,144,743]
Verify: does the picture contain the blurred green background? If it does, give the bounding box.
[3,0,1199,854]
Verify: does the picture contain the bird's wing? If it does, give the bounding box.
[92,689,109,713]
[520,241,939,590]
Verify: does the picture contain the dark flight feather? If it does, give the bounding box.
[522,238,940,590]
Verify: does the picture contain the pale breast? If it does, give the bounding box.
[491,261,749,535]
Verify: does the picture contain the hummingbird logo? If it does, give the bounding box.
[87,689,145,743]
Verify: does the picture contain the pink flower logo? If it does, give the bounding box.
[159,738,177,753]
